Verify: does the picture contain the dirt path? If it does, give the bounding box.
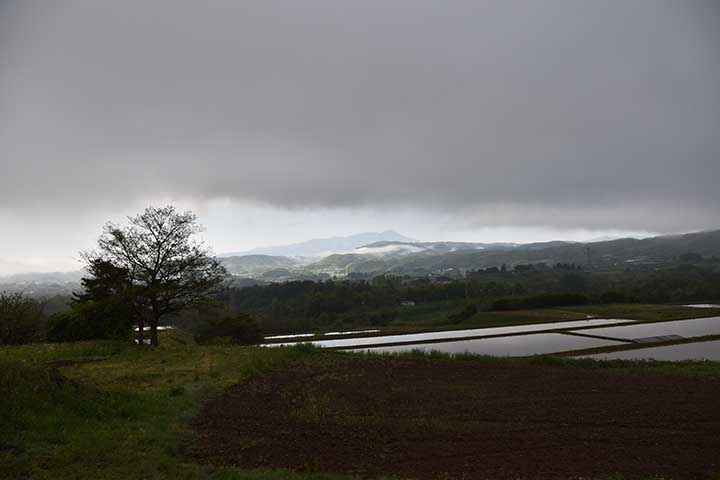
[185,355,720,479]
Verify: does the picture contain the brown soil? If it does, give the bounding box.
[185,355,720,479]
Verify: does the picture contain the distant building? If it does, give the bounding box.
[400,300,416,307]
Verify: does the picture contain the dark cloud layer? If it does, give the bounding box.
[1,1,719,231]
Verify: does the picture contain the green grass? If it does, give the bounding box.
[0,335,365,480]
[386,302,720,329]
[559,303,720,321]
[387,301,588,329]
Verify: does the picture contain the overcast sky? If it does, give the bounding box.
[1,1,719,274]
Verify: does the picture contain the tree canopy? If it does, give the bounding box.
[85,205,226,346]
[0,292,46,345]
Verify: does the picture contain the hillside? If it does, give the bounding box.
[219,255,300,276]
[220,230,416,257]
[303,230,720,276]
[4,230,720,290]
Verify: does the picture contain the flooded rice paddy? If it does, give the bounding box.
[262,318,634,349]
[578,339,720,362]
[264,329,381,340]
[351,332,624,356]
[568,316,720,341]
[262,316,720,361]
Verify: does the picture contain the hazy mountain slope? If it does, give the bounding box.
[219,255,300,276]
[220,231,416,258]
[357,240,576,256]
[5,230,719,288]
[305,254,370,273]
[0,271,83,297]
[308,230,720,275]
[0,271,84,283]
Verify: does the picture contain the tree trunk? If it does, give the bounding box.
[150,321,159,347]
[137,318,145,345]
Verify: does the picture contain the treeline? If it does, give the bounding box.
[220,265,720,332]
[0,292,46,345]
[0,289,134,346]
[491,293,589,311]
[0,290,261,347]
[0,206,258,348]
[5,264,720,343]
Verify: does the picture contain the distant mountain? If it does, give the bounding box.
[5,229,719,292]
[219,255,300,277]
[0,270,83,298]
[354,240,576,256]
[304,230,720,276]
[0,270,84,283]
[356,241,485,256]
[220,230,416,258]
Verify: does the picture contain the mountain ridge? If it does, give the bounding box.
[3,230,719,290]
[219,230,416,258]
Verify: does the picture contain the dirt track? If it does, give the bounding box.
[186,355,720,479]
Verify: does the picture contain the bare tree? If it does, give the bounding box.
[86,206,226,346]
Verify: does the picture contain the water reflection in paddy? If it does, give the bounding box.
[324,329,381,336]
[568,316,720,341]
[578,340,720,362]
[264,329,382,341]
[264,333,316,340]
[262,318,634,349]
[352,333,624,357]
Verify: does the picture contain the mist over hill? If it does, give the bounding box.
[0,270,84,298]
[221,230,720,279]
[4,229,720,295]
[220,255,301,277]
[220,231,416,258]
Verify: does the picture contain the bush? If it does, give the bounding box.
[492,293,589,311]
[46,300,134,343]
[368,310,398,326]
[46,311,86,342]
[193,312,263,345]
[598,291,638,304]
[447,303,478,324]
[0,292,46,345]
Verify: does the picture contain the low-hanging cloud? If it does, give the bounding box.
[1,0,719,232]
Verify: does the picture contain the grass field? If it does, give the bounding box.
[558,303,720,321]
[384,302,720,329]
[0,333,356,480]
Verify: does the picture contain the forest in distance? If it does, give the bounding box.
[6,257,720,343]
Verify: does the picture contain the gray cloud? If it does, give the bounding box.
[1,0,719,231]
